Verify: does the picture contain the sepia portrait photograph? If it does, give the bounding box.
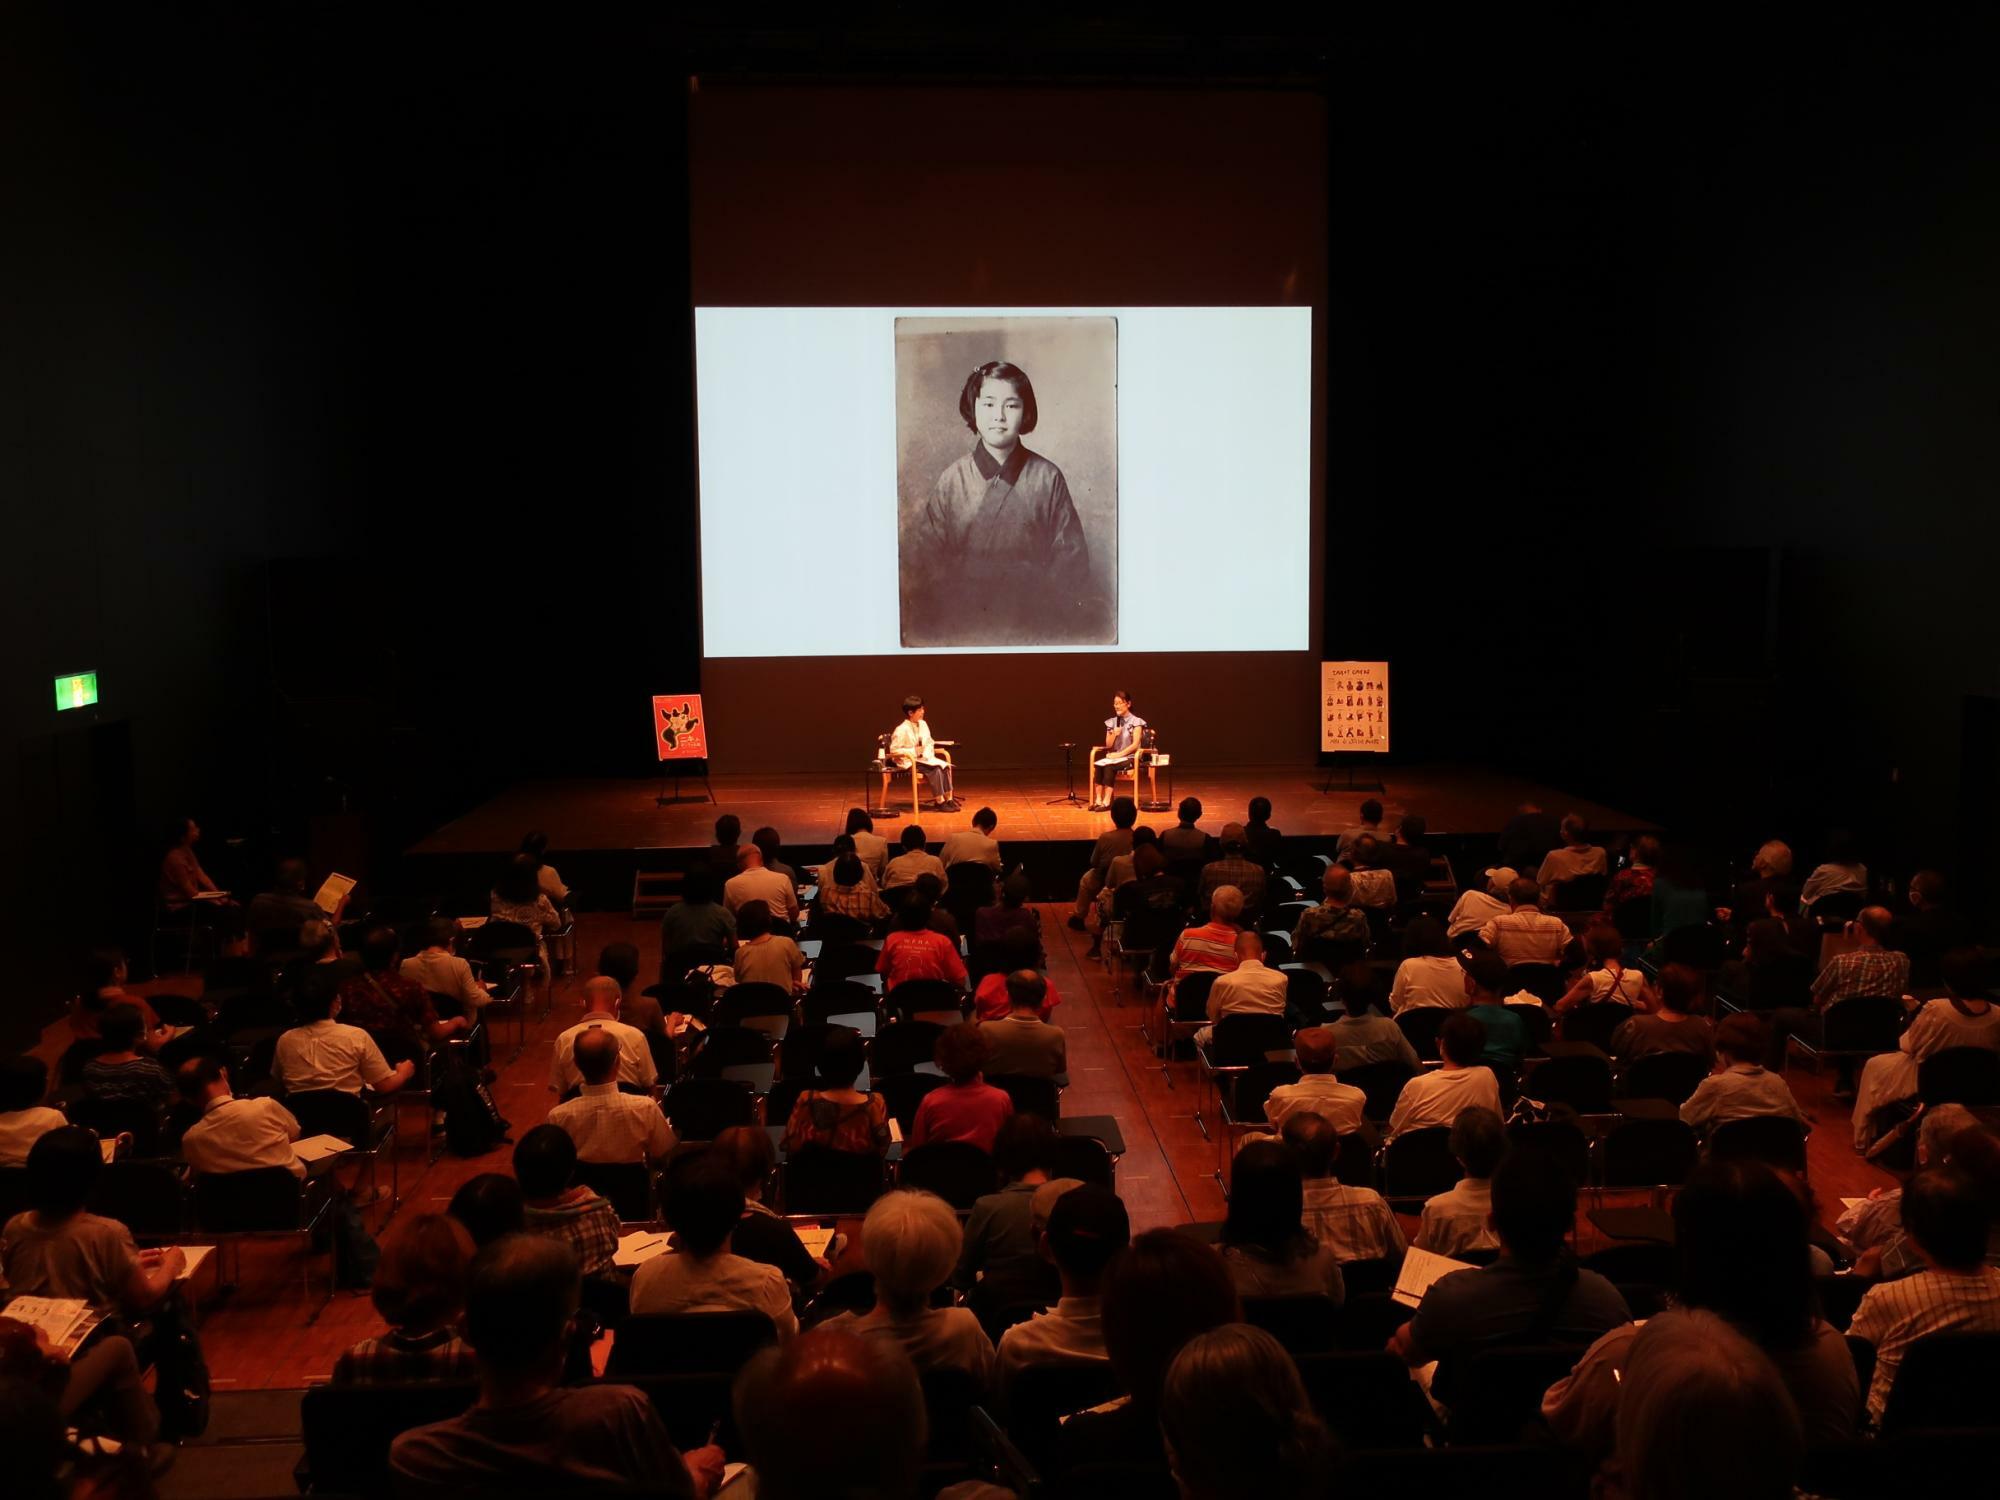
[896,315,1118,647]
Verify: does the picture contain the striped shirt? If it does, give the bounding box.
[1811,947,1910,1008]
[334,1328,476,1384]
[1848,1265,2000,1419]
[1300,1180,1407,1263]
[1170,921,1242,987]
[524,1188,622,1279]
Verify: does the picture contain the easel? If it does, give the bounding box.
[657,757,715,806]
[1316,754,1384,796]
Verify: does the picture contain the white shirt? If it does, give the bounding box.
[0,1107,68,1168]
[1479,908,1572,966]
[274,1019,396,1096]
[1207,958,1290,1024]
[1387,1065,1502,1140]
[1583,965,1650,1006]
[1447,889,1509,938]
[629,1249,798,1338]
[1390,956,1470,1013]
[996,1295,1108,1387]
[1415,1178,1499,1256]
[850,830,890,884]
[883,850,947,890]
[938,830,1002,871]
[180,1093,305,1179]
[1263,1075,1366,1135]
[723,867,799,923]
[550,1015,657,1094]
[889,718,943,767]
[400,949,492,1012]
[1535,845,1607,890]
[537,862,570,905]
[547,1082,677,1164]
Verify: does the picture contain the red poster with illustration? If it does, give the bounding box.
[652,695,708,761]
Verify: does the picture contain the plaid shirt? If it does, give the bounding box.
[525,1187,621,1278]
[1811,947,1911,1009]
[336,971,437,1053]
[1300,1180,1407,1263]
[333,1327,476,1384]
[817,874,889,927]
[1293,901,1370,951]
[1849,1265,2000,1419]
[1198,857,1267,917]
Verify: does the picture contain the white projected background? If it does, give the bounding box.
[695,306,1312,659]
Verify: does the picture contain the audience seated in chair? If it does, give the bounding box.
[69,948,169,1052]
[1542,1158,1857,1458]
[1167,883,1245,1002]
[976,871,1044,968]
[245,857,327,944]
[711,1126,830,1290]
[1601,834,1661,922]
[1848,1165,2000,1422]
[882,825,946,894]
[514,1124,621,1282]
[1553,923,1654,1018]
[1072,796,1139,935]
[1763,904,1908,1079]
[1838,1106,2000,1276]
[1480,875,1573,967]
[1330,965,1424,1074]
[448,1173,526,1249]
[722,844,800,928]
[1262,1026,1364,1135]
[821,1188,993,1385]
[817,850,889,931]
[705,814,743,883]
[973,947,1063,1023]
[1389,916,1469,1014]
[334,1213,477,1383]
[1218,1137,1347,1300]
[995,1182,1129,1391]
[0,1313,169,1475]
[337,925,469,1067]
[78,1003,175,1116]
[977,971,1068,1078]
[0,1057,64,1168]
[1678,1013,1806,1140]
[159,814,229,911]
[1852,947,2000,1150]
[1447,865,1517,942]
[1536,814,1608,906]
[176,1054,303,1177]
[273,979,416,1098]
[909,1022,1013,1152]
[939,806,1003,873]
[956,1114,1061,1289]
[400,917,493,1019]
[1283,1111,1404,1263]
[1389,1146,1629,1372]
[876,893,968,992]
[547,1028,676,1167]
[734,1326,927,1500]
[1195,930,1289,1049]
[1461,951,1529,1074]
[779,1028,891,1158]
[729,899,807,995]
[1387,1013,1502,1140]
[659,869,736,979]
[1198,823,1268,923]
[1414,1105,1506,1255]
[1343,834,1400,912]
[1159,1324,1337,1500]
[628,1150,797,1336]
[550,976,657,1096]
[1609,961,1714,1061]
[391,1233,724,1496]
[489,854,564,986]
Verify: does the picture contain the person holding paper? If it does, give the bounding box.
[628,1152,797,1337]
[888,696,957,810]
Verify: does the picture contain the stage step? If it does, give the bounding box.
[631,869,684,919]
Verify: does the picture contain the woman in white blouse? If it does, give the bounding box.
[1852,947,2000,1149]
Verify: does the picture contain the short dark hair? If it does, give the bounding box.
[845,808,874,835]
[737,899,773,940]
[512,1124,579,1198]
[373,1213,475,1332]
[832,854,865,886]
[934,1022,991,1084]
[418,917,457,952]
[82,948,126,993]
[972,807,997,833]
[462,1233,580,1375]
[1177,798,1202,824]
[1402,916,1449,959]
[1400,813,1428,844]
[360,924,400,973]
[26,1126,101,1217]
[99,1003,146,1052]
[752,826,783,868]
[1657,962,1706,1015]
[1110,796,1138,829]
[1351,833,1380,865]
[958,360,1039,434]
[1248,796,1272,824]
[901,695,924,717]
[715,814,741,844]
[520,830,549,860]
[175,1054,224,1101]
[573,1027,621,1085]
[492,855,540,905]
[1902,1167,1990,1271]
[816,1028,867,1089]
[274,857,311,894]
[1338,962,1387,1017]
[1359,798,1383,823]
[1450,1106,1507,1177]
[1490,1147,1576,1262]
[1439,1012,1488,1067]
[1,1055,49,1112]
[1005,970,1049,1012]
[1280,1112,1339,1177]
[664,1151,745,1257]
[1222,1139,1310,1260]
[1046,1183,1129,1280]
[1714,1012,1769,1063]
[1101,1229,1239,1406]
[448,1173,526,1247]
[1508,876,1540,907]
[992,1112,1058,1181]
[598,942,640,988]
[893,894,932,932]
[900,824,926,851]
[713,1125,779,1192]
[1462,951,1509,999]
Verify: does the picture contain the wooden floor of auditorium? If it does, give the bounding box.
[55,907,1893,1394]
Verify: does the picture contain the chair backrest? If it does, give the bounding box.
[872,1020,946,1077]
[1380,1126,1459,1201]
[574,1160,655,1222]
[1879,1331,2000,1434]
[1505,1119,1592,1187]
[663,1078,756,1140]
[466,919,538,960]
[887,980,965,1024]
[1918,1046,2000,1107]
[1507,964,1567,1005]
[1616,1050,1711,1105]
[1240,1294,1341,1354]
[193,1165,305,1231]
[1211,1013,1294,1068]
[879,1072,945,1133]
[606,1310,780,1377]
[1707,1114,1808,1171]
[1522,1053,1613,1115]
[1292,1348,1437,1449]
[690,1026,777,1076]
[1822,994,1907,1053]
[284,1088,372,1144]
[1343,1061,1417,1121]
[987,1072,1060,1120]
[300,1381,480,1495]
[1550,873,1608,911]
[1441,1341,1593,1442]
[65,1095,164,1157]
[716,982,795,1023]
[1395,1008,1449,1061]
[1172,971,1220,1021]
[779,1022,862,1079]
[1505,1003,1554,1053]
[1047,1133,1115,1189]
[88,1158,190,1238]
[898,1141,998,1209]
[1559,1002,1634,1053]
[1229,1060,1302,1123]
[1610,895,1654,940]
[1597,1117,1699,1191]
[802,979,880,1023]
[1007,1360,1125,1467]
[1284,966,1329,1015]
[782,1144,885,1215]
[1580,1240,1678,1287]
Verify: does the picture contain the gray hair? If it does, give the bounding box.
[1210,885,1245,923]
[860,1190,962,1317]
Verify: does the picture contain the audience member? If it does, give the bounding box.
[750,825,800,888]
[176,1055,303,1176]
[844,807,890,885]
[1388,916,1468,1012]
[1344,834,1399,910]
[1479,875,1572,967]
[391,1234,722,1495]
[730,899,807,993]
[995,1183,1129,1388]
[490,854,564,981]
[2,1127,189,1315]
[77,1004,174,1114]
[1899,869,1969,988]
[712,1126,826,1287]
[1111,840,1186,929]
[1415,1106,1506,1255]
[1536,814,1607,901]
[957,1114,1060,1287]
[1328,964,1423,1073]
[1071,796,1138,945]
[514,1125,621,1281]
[1263,1025,1365,1134]
[1159,1324,1337,1500]
[1168,884,1245,1002]
[337,924,467,1065]
[909,1022,1014,1151]
[1838,1104,1988,1269]
[977,972,1068,1077]
[1197,929,1288,1045]
[547,1029,676,1165]
[883,825,946,892]
[629,1151,797,1335]
[724,844,800,925]
[334,1213,477,1382]
[276,917,358,1017]
[1726,839,1795,935]
[596,941,666,1040]
[1799,830,1868,911]
[69,947,167,1047]
[734,1327,926,1500]
[824,1189,992,1383]
[975,871,1044,965]
[1284,1111,1404,1262]
[1387,1013,1502,1139]
[1602,834,1660,918]
[246,857,326,940]
[159,814,225,908]
[818,852,889,930]
[0,1057,63,1167]
[1609,961,1714,1059]
[1292,864,1371,955]
[1218,1138,1346,1299]
[1553,924,1653,1016]
[448,1173,526,1248]
[1337,798,1386,861]
[1679,1014,1807,1138]
[1159,796,1214,865]
[659,869,736,975]
[1198,823,1267,920]
[550,976,657,1095]
[877,895,969,991]
[1382,812,1432,901]
[520,830,570,906]
[1447,866,1516,940]
[1244,795,1283,870]
[1854,948,2000,1145]
[1461,950,1528,1074]
[401,917,493,1017]
[0,1318,166,1473]
[780,1029,891,1157]
[973,946,1063,1020]
[706,813,743,881]
[940,807,1004,871]
[273,981,415,1097]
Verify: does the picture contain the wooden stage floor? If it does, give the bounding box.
[410,761,1654,856]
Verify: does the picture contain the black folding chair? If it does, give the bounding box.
[898,1141,998,1209]
[872,1020,946,1077]
[782,1144,885,1215]
[1879,1331,2000,1434]
[1378,1126,1459,1205]
[987,1072,1061,1120]
[664,1078,756,1140]
[298,1381,479,1494]
[1343,1060,1416,1123]
[887,980,966,1027]
[1240,1294,1341,1355]
[1395,1009,1449,1062]
[605,1310,779,1377]
[1707,1114,1808,1171]
[879,1073,945,1134]
[191,1165,336,1317]
[575,1160,656,1222]
[1918,1047,2000,1107]
[1520,1052,1614,1115]
[1616,1051,1710,1106]
[1596,1116,1698,1202]
[1559,1002,1633,1053]
[1293,1348,1438,1449]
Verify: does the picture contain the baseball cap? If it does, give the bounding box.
[1219,822,1248,848]
[1483,865,1519,892]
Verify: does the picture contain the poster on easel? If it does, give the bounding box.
[1320,662,1389,753]
[653,695,708,761]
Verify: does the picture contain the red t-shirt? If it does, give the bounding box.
[908,1081,1014,1152]
[877,929,968,990]
[972,973,1062,1022]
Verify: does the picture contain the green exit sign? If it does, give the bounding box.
[54,671,99,711]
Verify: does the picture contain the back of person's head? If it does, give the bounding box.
[1910,868,1947,905]
[913,873,944,904]
[1902,1166,1991,1272]
[1321,864,1354,902]
[1101,1230,1239,1409]
[738,844,765,871]
[683,868,722,907]
[1608,1308,1802,1500]
[0,1055,49,1112]
[1714,1013,1768,1065]
[1248,796,1272,824]
[736,1327,927,1500]
[1631,834,1662,867]
[1657,962,1707,1015]
[1762,877,1801,916]
[449,1173,526,1247]
[1857,905,1895,944]
[751,826,783,869]
[274,857,311,893]
[417,916,456,953]
[899,824,926,852]
[1581,925,1621,966]
[1359,798,1383,824]
[1402,915,1448,958]
[573,1027,620,1086]
[663,1150,745,1257]
[832,852,865,887]
[1292,1026,1335,1074]
[1338,962,1386,1017]
[1439,1012,1488,1067]
[296,975,341,1022]
[1223,1139,1309,1258]
[1945,1126,2000,1222]
[1508,875,1540,907]
[1280,1111,1339,1179]
[991,1112,1058,1182]
[1450,1105,1506,1179]
[934,1021,991,1085]
[1219,822,1249,854]
[462,1233,580,1379]
[1490,1146,1575,1264]
[82,947,127,993]
[1109,796,1138,829]
[713,1125,779,1195]
[579,974,622,1016]
[1754,839,1794,877]
[1178,797,1202,825]
[360,924,400,973]
[26,1127,101,1217]
[597,941,640,988]
[1234,929,1265,963]
[1001,870,1032,907]
[971,806,997,833]
[737,898,774,940]
[1671,1160,1814,1350]
[1209,885,1244,925]
[1160,1324,1337,1500]
[892,895,931,935]
[1132,824,1160,851]
[1918,1102,1979,1164]
[1045,1183,1130,1283]
[1941,947,1988,999]
[1400,812,1428,844]
[715,814,742,845]
[1462,951,1509,1002]
[816,1028,867,1090]
[1352,833,1380,866]
[1004,969,1048,1013]
[492,855,540,905]
[861,1190,961,1316]
[99,1002,146,1052]
[372,1213,475,1332]
[1560,813,1589,843]
[175,1053,225,1102]
[512,1124,578,1199]
[845,807,874,836]
[519,830,549,861]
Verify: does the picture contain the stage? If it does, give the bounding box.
[405,761,1653,908]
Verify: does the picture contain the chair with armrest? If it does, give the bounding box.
[191,1165,336,1318]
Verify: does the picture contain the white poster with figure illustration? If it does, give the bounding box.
[1321,661,1389,753]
